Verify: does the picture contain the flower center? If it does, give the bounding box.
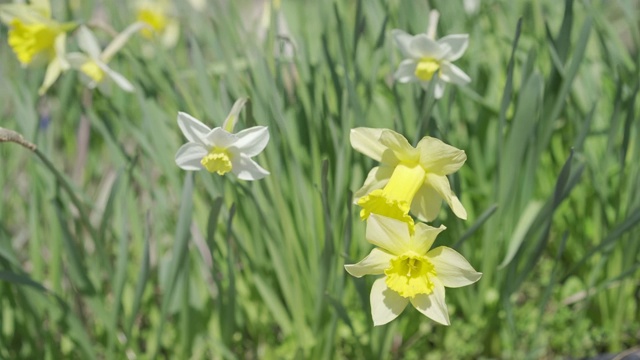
[357,163,426,233]
[201,148,232,175]
[8,19,60,65]
[137,8,168,38]
[80,60,105,83]
[385,252,436,298]
[415,58,440,81]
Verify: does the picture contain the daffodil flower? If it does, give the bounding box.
[351,127,467,231]
[0,1,75,94]
[345,214,481,326]
[136,0,179,48]
[67,24,143,92]
[392,29,471,99]
[175,99,270,181]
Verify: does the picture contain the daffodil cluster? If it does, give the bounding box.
[346,16,479,326]
[347,128,480,326]
[0,0,154,95]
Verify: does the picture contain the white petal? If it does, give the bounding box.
[161,20,180,48]
[410,278,450,325]
[394,59,417,83]
[231,153,269,181]
[378,129,419,163]
[221,98,248,132]
[439,62,471,85]
[177,112,211,145]
[370,278,409,326]
[391,29,414,58]
[350,128,398,165]
[437,34,469,61]
[344,248,394,278]
[425,173,467,220]
[205,127,238,148]
[100,63,134,92]
[175,142,207,171]
[433,79,446,99]
[77,26,102,59]
[66,52,89,68]
[411,223,446,256]
[410,183,442,222]
[366,214,412,255]
[231,126,269,157]
[417,136,467,175]
[102,22,146,63]
[38,57,62,95]
[427,247,482,288]
[353,166,393,201]
[409,34,448,59]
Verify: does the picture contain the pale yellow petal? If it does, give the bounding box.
[350,128,398,165]
[410,278,450,325]
[370,277,409,326]
[222,98,248,132]
[38,56,62,95]
[344,248,394,278]
[425,173,467,220]
[353,166,393,201]
[412,223,446,256]
[365,214,412,255]
[417,136,466,175]
[427,247,482,288]
[378,129,419,163]
[410,183,442,222]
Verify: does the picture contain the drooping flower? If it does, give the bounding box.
[392,29,471,99]
[351,128,467,232]
[0,1,75,94]
[175,99,270,181]
[345,214,481,326]
[67,24,144,92]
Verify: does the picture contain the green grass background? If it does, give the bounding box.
[1,0,639,358]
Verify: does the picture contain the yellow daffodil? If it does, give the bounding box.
[392,29,471,99]
[351,127,467,231]
[67,24,143,93]
[345,214,481,326]
[175,99,271,181]
[0,1,75,94]
[135,0,179,48]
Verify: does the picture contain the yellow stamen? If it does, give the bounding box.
[357,163,426,232]
[385,252,436,298]
[8,19,60,65]
[201,148,232,175]
[80,60,105,83]
[137,7,168,38]
[415,58,440,81]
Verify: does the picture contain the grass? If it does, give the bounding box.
[1,0,639,358]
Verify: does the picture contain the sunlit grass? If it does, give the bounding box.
[1,0,639,358]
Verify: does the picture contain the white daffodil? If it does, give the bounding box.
[175,99,270,181]
[67,24,143,92]
[0,0,75,94]
[136,0,179,49]
[392,29,471,99]
[345,214,481,326]
[351,127,467,232]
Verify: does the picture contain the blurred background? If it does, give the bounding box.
[0,0,639,358]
